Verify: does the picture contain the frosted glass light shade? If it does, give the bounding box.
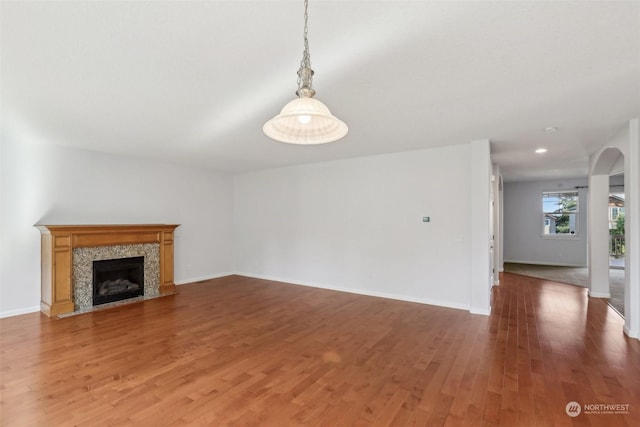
[263,97,348,144]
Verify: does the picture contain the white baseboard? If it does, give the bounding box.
[623,325,639,340]
[235,272,471,312]
[470,307,491,316]
[175,272,235,285]
[0,306,40,319]
[504,259,587,268]
[0,273,486,318]
[588,291,611,298]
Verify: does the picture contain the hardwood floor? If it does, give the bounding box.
[1,274,639,426]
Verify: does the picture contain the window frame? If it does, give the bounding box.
[541,190,580,239]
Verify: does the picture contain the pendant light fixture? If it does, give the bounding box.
[263,0,348,144]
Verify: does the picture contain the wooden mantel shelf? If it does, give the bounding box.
[36,224,180,317]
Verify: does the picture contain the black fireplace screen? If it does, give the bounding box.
[92,256,144,306]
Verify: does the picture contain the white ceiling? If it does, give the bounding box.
[2,1,639,181]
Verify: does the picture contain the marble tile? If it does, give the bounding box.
[72,244,160,311]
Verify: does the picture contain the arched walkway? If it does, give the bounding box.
[588,148,622,299]
[589,119,640,338]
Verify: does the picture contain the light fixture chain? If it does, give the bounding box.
[302,0,310,68]
[297,0,313,93]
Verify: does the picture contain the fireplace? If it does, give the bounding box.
[93,256,144,306]
[36,224,178,316]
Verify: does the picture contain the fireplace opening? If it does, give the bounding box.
[92,256,144,306]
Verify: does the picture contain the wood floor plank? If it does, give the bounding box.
[2,273,640,426]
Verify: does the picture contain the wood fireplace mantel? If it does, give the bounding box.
[35,224,180,316]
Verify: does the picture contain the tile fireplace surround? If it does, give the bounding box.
[35,224,179,316]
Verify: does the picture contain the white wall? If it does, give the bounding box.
[233,144,474,310]
[625,119,640,338]
[503,178,588,266]
[470,140,492,314]
[492,163,504,281]
[0,138,234,317]
[2,137,493,316]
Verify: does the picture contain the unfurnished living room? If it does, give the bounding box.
[1,1,639,426]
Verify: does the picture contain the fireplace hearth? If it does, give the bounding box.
[93,256,144,306]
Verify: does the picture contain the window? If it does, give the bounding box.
[610,207,624,221]
[542,191,578,236]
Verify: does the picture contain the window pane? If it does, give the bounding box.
[542,192,578,213]
[544,213,577,235]
[543,194,563,213]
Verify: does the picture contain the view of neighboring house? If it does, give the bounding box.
[609,193,625,230]
[609,193,626,260]
[543,215,556,234]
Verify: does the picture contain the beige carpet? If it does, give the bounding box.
[503,263,625,316]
